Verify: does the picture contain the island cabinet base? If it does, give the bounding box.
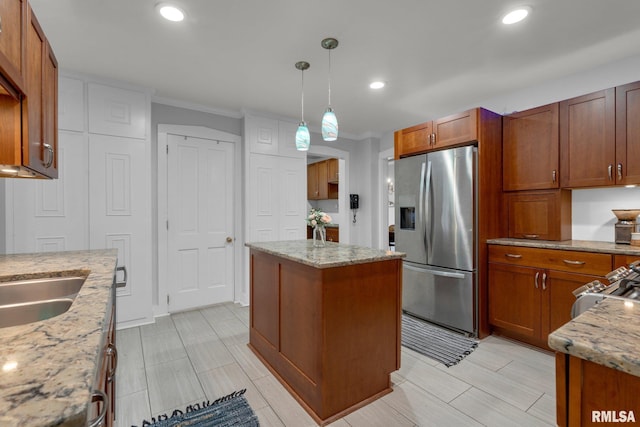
[556,353,640,426]
[248,250,402,425]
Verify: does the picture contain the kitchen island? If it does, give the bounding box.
[549,297,640,426]
[246,240,405,425]
[0,250,117,426]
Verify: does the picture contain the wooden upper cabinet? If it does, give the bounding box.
[503,103,559,191]
[505,189,571,241]
[307,160,328,200]
[394,108,481,159]
[394,121,432,159]
[432,109,478,150]
[24,6,58,178]
[615,81,640,185]
[560,88,615,188]
[0,0,26,97]
[326,158,339,183]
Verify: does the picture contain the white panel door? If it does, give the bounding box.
[89,134,152,326]
[248,153,307,242]
[9,131,89,253]
[167,134,234,312]
[278,156,307,240]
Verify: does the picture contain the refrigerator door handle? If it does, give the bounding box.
[403,264,466,279]
[419,161,427,251]
[424,160,433,256]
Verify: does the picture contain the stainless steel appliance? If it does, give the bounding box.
[395,145,476,335]
[571,260,640,318]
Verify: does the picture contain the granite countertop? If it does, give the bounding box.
[548,298,640,378]
[0,249,118,427]
[245,240,405,268]
[487,238,640,256]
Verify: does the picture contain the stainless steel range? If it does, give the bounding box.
[572,260,640,318]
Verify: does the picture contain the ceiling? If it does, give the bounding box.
[30,0,640,140]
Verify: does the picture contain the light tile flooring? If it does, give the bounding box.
[115,303,557,427]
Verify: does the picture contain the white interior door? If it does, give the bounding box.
[167,134,234,312]
[89,133,152,326]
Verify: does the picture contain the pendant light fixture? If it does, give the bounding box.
[321,38,339,141]
[295,61,311,151]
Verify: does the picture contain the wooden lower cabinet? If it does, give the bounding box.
[488,245,612,349]
[249,250,401,425]
[556,353,640,426]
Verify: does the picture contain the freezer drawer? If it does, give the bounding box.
[402,262,475,334]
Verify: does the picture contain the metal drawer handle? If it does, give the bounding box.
[43,143,54,168]
[563,259,586,265]
[542,272,547,290]
[106,343,118,383]
[505,253,522,259]
[523,234,539,239]
[618,163,623,181]
[534,271,539,288]
[608,164,613,180]
[552,170,557,183]
[88,390,108,427]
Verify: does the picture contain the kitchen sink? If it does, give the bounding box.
[0,276,86,305]
[0,276,87,328]
[0,298,75,328]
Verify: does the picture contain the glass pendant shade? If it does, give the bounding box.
[322,107,338,141]
[296,122,310,151]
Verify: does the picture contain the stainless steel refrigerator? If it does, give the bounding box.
[395,145,477,335]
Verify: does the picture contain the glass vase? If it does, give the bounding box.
[313,225,326,247]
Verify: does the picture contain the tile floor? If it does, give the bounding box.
[115,303,557,427]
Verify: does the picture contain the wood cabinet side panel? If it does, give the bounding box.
[320,259,400,417]
[250,252,280,349]
[556,353,568,427]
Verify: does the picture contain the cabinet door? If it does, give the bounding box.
[506,190,571,241]
[545,270,602,336]
[433,108,478,149]
[24,7,57,178]
[560,89,615,188]
[0,0,25,95]
[307,162,318,199]
[325,227,339,242]
[394,121,432,158]
[615,81,640,185]
[327,158,339,183]
[503,103,559,191]
[488,262,541,339]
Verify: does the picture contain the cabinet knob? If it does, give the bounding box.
[226,237,233,243]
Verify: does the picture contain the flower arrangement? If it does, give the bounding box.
[306,208,332,228]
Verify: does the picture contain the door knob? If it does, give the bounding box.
[226,237,233,243]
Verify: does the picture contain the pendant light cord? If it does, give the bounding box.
[327,49,332,107]
[301,68,305,121]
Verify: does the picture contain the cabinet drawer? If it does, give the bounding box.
[489,245,612,276]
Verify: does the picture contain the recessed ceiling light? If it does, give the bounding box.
[158,4,185,22]
[502,7,530,25]
[370,81,386,90]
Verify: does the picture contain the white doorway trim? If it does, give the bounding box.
[377,147,394,250]
[307,145,351,244]
[157,125,242,315]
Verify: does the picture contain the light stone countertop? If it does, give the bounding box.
[0,249,118,427]
[548,298,640,377]
[245,240,405,268]
[486,238,640,256]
